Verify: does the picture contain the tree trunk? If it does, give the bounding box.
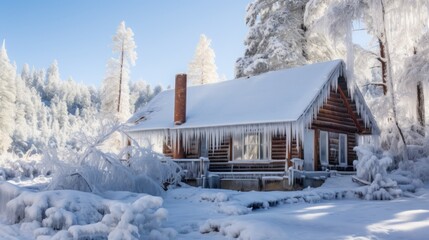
[417,81,425,129]
[117,41,125,113]
[380,0,408,158]
[414,47,425,133]
[378,37,388,95]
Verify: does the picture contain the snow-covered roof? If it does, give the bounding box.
[126,60,378,147]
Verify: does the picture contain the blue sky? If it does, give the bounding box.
[0,0,250,88]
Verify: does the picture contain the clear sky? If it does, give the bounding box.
[0,0,250,88]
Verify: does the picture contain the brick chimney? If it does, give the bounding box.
[173,74,186,159]
[174,74,187,125]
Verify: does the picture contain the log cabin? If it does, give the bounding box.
[126,60,379,181]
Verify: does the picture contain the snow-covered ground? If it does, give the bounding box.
[1,175,429,239]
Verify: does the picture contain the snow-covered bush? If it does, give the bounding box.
[0,154,42,181]
[0,182,176,239]
[354,142,429,198]
[42,122,182,196]
[354,145,392,183]
[353,145,402,200]
[389,155,429,192]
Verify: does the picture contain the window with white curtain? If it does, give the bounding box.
[319,131,329,166]
[233,133,269,160]
[338,134,347,166]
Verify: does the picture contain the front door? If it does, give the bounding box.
[304,129,315,171]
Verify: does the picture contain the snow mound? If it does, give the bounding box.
[200,219,289,240]
[0,182,176,239]
[200,192,229,202]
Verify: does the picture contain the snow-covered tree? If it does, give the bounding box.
[304,0,346,63]
[44,60,61,103]
[399,32,429,133]
[101,21,137,121]
[306,0,429,154]
[188,34,219,85]
[0,41,16,153]
[21,64,32,87]
[129,81,162,113]
[235,0,308,78]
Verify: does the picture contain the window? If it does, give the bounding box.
[319,131,329,166]
[233,133,269,160]
[338,134,347,166]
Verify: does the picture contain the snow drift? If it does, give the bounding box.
[0,182,176,240]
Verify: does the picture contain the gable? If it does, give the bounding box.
[313,77,372,134]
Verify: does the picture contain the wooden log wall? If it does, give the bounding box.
[163,138,199,159]
[207,136,287,172]
[271,135,286,160]
[208,137,231,172]
[184,138,200,159]
[163,142,173,158]
[311,77,365,169]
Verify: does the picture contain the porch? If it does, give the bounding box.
[169,157,333,191]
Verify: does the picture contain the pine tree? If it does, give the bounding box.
[0,40,17,153]
[188,34,219,85]
[235,0,308,78]
[44,60,61,103]
[101,21,137,121]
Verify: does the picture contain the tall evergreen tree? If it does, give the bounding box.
[188,34,219,85]
[45,60,61,103]
[0,40,16,153]
[101,21,137,121]
[235,0,308,78]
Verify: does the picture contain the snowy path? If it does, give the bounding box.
[163,178,429,240]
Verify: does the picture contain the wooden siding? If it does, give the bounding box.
[184,138,200,159]
[271,135,286,160]
[271,135,301,169]
[163,138,199,159]
[207,137,287,172]
[163,142,173,158]
[208,137,230,171]
[311,77,364,170]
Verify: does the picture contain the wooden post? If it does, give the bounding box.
[298,140,304,159]
[173,134,185,159]
[287,140,292,170]
[228,137,233,161]
[314,129,320,171]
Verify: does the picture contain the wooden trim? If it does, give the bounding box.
[173,135,185,159]
[337,87,363,133]
[298,140,303,159]
[312,122,357,132]
[314,129,320,170]
[228,136,233,161]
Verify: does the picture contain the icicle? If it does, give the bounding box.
[131,60,382,156]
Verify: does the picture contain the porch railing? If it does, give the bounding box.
[169,157,210,180]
